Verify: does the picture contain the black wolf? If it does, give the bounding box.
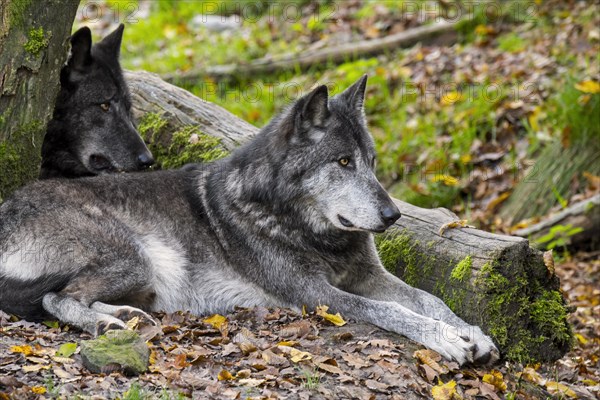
[39,24,154,179]
[0,76,498,365]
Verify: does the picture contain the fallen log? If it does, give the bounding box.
[513,194,600,250]
[125,70,572,362]
[160,20,459,83]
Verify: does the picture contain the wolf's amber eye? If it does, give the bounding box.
[100,103,110,112]
[338,158,350,167]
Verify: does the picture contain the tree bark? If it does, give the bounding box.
[125,70,572,362]
[0,0,80,202]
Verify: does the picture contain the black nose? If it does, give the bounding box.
[380,206,401,226]
[137,152,155,168]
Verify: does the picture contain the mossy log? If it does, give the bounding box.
[378,201,572,362]
[0,0,80,202]
[125,70,572,363]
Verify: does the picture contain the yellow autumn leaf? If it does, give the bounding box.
[528,106,542,132]
[10,345,33,356]
[31,386,46,394]
[431,380,457,400]
[575,333,588,345]
[518,367,543,384]
[289,348,312,363]
[301,304,308,317]
[203,314,227,330]
[574,80,600,94]
[483,370,507,392]
[440,91,464,106]
[430,174,459,186]
[413,349,447,374]
[460,154,472,164]
[217,369,234,381]
[545,381,577,398]
[315,305,346,327]
[277,341,299,347]
[125,316,140,330]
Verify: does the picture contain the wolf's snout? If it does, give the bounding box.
[380,205,401,227]
[137,152,155,169]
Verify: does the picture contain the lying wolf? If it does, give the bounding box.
[40,24,154,179]
[0,76,498,365]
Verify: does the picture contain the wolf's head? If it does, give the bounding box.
[40,24,153,179]
[248,76,400,234]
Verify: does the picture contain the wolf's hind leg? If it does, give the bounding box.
[90,302,157,326]
[42,293,126,335]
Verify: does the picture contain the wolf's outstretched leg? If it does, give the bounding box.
[42,293,126,335]
[90,302,157,326]
[344,263,499,365]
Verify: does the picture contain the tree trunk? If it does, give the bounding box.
[125,70,573,362]
[0,0,80,202]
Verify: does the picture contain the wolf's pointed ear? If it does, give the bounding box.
[301,85,330,127]
[68,27,92,70]
[339,74,368,112]
[97,23,124,58]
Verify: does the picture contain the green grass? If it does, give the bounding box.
[497,33,526,53]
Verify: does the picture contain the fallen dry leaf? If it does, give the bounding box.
[431,380,457,400]
[217,369,234,381]
[438,220,474,236]
[203,314,227,330]
[315,305,346,326]
[482,369,507,392]
[545,381,578,398]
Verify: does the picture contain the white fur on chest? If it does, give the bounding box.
[137,233,188,310]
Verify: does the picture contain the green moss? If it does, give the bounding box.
[138,112,228,169]
[375,232,430,286]
[8,0,32,29]
[0,120,43,203]
[163,126,228,168]
[80,330,149,374]
[375,233,412,276]
[450,255,472,282]
[476,261,572,362]
[138,112,167,143]
[24,27,49,56]
[531,290,573,344]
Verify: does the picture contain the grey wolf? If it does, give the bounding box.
[39,24,154,179]
[0,76,498,365]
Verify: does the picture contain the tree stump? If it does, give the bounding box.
[124,70,573,362]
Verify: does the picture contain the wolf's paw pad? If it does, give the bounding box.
[96,318,127,336]
[114,307,157,326]
[470,328,500,365]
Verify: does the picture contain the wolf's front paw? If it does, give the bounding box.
[469,326,500,365]
[95,316,127,336]
[424,323,476,366]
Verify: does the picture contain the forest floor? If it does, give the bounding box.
[0,252,598,399]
